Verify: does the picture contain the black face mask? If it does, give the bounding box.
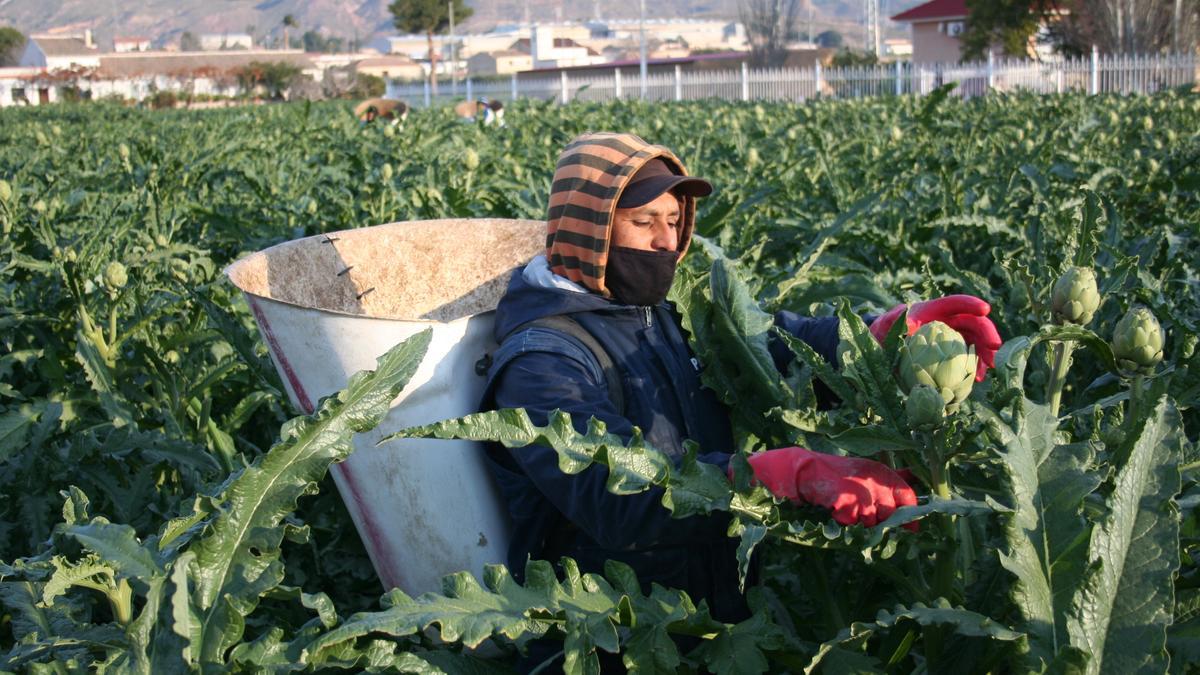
[604,246,678,307]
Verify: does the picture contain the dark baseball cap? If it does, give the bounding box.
[616,158,713,208]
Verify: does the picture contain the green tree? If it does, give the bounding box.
[387,0,473,96]
[0,26,24,66]
[961,0,1055,60]
[236,61,303,99]
[282,14,299,50]
[830,48,879,66]
[180,31,201,51]
[303,30,325,52]
[815,29,843,48]
[351,73,386,98]
[739,0,801,67]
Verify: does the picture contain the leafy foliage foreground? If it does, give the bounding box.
[0,91,1198,672]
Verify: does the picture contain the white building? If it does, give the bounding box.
[113,37,152,53]
[528,25,606,69]
[467,50,534,76]
[0,67,54,105]
[1,49,318,107]
[199,33,253,51]
[18,32,102,70]
[598,19,748,51]
[371,34,445,60]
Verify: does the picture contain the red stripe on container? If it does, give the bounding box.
[332,462,405,591]
[247,296,315,414]
[246,295,404,592]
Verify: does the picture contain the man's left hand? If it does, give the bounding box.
[869,295,1002,382]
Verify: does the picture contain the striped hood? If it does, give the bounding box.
[545,132,697,297]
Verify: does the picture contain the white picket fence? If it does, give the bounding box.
[386,50,1197,107]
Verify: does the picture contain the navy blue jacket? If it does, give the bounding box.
[481,267,840,622]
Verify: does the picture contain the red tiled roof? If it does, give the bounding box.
[890,0,968,22]
[95,51,314,78]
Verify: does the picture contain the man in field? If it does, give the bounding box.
[479,132,1001,669]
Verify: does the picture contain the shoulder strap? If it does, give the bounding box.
[488,315,625,417]
[524,316,625,417]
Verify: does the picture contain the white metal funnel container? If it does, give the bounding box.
[225,218,545,595]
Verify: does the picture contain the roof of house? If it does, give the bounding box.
[94,51,314,78]
[32,36,99,57]
[354,56,419,68]
[474,50,530,59]
[530,50,747,72]
[890,0,968,22]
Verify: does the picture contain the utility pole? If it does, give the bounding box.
[449,1,457,97]
[639,0,648,99]
[863,0,880,57]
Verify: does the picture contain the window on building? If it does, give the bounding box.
[944,21,965,37]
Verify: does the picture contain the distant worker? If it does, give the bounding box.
[454,98,504,127]
[354,98,408,125]
[454,97,484,121]
[483,99,505,127]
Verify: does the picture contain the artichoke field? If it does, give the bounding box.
[0,90,1198,673]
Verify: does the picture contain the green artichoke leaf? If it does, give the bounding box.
[735,525,769,594]
[836,300,904,428]
[388,408,730,519]
[775,498,995,561]
[300,559,704,674]
[0,580,126,670]
[121,551,194,674]
[804,601,1024,675]
[74,329,135,428]
[0,402,46,466]
[1066,395,1183,675]
[183,329,431,665]
[670,237,798,447]
[825,425,919,457]
[64,522,163,587]
[688,608,787,675]
[982,398,1101,671]
[776,328,858,412]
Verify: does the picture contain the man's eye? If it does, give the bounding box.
[633,220,652,226]
[668,220,680,228]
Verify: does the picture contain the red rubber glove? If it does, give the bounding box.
[869,295,1002,382]
[744,447,918,529]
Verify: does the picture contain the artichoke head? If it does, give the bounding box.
[1112,306,1163,376]
[900,321,977,413]
[103,261,128,292]
[906,384,946,431]
[1051,266,1100,326]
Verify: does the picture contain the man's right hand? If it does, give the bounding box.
[744,447,918,529]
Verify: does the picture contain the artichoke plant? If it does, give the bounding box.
[906,384,946,431]
[900,321,978,413]
[1051,266,1101,325]
[1112,306,1164,376]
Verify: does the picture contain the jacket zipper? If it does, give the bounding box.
[642,306,653,327]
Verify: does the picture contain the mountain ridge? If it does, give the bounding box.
[0,0,922,51]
